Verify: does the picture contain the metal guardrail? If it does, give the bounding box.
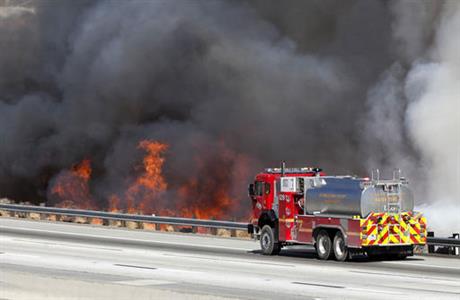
[427,237,460,247]
[427,232,460,256]
[0,203,249,231]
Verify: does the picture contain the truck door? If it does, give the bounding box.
[255,180,274,210]
[252,181,264,217]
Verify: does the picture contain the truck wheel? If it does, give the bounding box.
[260,225,280,255]
[332,231,348,261]
[315,230,332,260]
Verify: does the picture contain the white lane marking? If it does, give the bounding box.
[349,270,460,283]
[0,252,40,259]
[347,287,405,295]
[163,253,295,267]
[382,261,460,270]
[0,226,253,251]
[114,279,174,286]
[2,236,122,252]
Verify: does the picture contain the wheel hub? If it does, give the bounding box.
[335,238,344,256]
[318,237,326,253]
[262,234,270,249]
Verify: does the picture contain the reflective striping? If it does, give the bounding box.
[347,232,360,236]
[366,225,377,236]
[389,234,399,244]
[279,218,295,223]
[360,212,427,246]
[378,228,389,244]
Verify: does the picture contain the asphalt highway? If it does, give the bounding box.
[1,218,459,300]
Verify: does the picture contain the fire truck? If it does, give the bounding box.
[248,165,427,261]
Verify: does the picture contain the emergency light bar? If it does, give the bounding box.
[265,167,321,174]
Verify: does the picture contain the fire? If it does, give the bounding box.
[175,141,251,220]
[177,178,232,219]
[108,194,121,212]
[49,159,96,209]
[48,139,251,222]
[114,140,168,214]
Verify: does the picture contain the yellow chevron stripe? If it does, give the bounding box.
[369,225,377,235]
[409,226,419,236]
[399,219,408,231]
[411,235,421,244]
[389,234,399,244]
[400,231,410,243]
[361,212,427,246]
[378,226,389,244]
[380,214,388,225]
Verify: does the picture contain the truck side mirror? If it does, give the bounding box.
[248,183,255,197]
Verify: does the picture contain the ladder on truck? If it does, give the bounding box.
[373,169,404,244]
[371,169,403,214]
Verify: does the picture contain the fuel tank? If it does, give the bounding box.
[304,177,414,217]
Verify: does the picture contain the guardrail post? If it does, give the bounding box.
[427,231,435,253]
[452,233,459,256]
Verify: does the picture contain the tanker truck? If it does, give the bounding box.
[248,165,427,261]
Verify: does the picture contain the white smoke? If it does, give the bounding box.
[405,2,460,235]
[0,2,35,19]
[366,1,460,235]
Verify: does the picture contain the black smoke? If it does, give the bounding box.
[0,0,450,219]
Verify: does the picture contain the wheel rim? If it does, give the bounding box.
[262,233,270,249]
[318,236,326,254]
[335,237,344,257]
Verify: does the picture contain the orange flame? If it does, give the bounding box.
[114,140,168,214]
[50,159,96,209]
[49,139,251,222]
[175,141,251,220]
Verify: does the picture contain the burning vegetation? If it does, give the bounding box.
[49,139,248,220]
[110,140,168,214]
[49,159,96,210]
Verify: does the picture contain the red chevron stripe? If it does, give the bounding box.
[411,225,420,235]
[361,218,371,228]
[378,231,389,244]
[389,226,398,234]
[366,225,377,236]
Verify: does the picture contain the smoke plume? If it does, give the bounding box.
[364,1,460,234]
[0,1,458,231]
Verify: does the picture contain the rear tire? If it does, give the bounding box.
[315,230,332,260]
[260,225,280,255]
[332,232,348,261]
